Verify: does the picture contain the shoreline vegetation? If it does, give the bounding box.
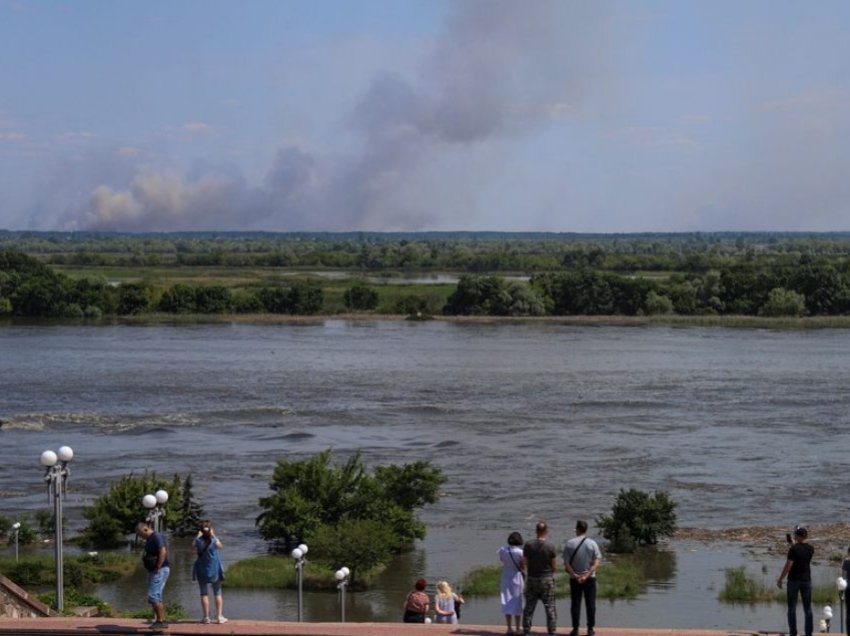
[3,231,850,323]
[5,312,850,329]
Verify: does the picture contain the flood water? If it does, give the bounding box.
[1,321,849,630]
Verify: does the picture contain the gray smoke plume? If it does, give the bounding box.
[79,0,619,232]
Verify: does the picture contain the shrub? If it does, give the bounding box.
[596,489,677,552]
[343,282,379,311]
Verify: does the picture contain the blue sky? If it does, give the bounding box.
[1,0,849,232]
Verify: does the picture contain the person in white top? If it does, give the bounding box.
[498,531,525,635]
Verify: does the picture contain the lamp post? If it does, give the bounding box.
[837,577,847,635]
[11,522,20,563]
[291,543,308,622]
[40,445,73,612]
[142,489,168,533]
[335,566,350,622]
[824,604,834,633]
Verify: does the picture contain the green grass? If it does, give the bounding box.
[225,556,382,591]
[0,553,137,588]
[458,564,501,596]
[38,588,115,617]
[459,558,649,600]
[719,567,836,604]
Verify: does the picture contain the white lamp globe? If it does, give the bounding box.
[142,494,157,509]
[297,543,308,555]
[291,548,303,560]
[57,446,74,462]
[424,617,432,624]
[824,605,833,619]
[40,450,58,467]
[838,576,848,591]
[341,566,350,577]
[154,489,169,504]
[12,522,20,529]
[335,569,345,580]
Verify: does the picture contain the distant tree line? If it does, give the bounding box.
[5,230,850,275]
[3,248,850,318]
[0,252,324,317]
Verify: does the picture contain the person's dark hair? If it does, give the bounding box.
[794,526,808,538]
[535,521,548,536]
[508,531,523,546]
[576,520,588,534]
[414,578,427,591]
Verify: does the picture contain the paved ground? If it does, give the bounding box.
[0,618,777,636]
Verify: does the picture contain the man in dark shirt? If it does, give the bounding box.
[136,522,171,630]
[521,520,557,636]
[777,526,814,636]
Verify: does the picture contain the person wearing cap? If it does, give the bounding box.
[193,520,226,624]
[521,520,558,636]
[777,526,814,636]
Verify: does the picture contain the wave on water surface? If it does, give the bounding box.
[0,405,295,433]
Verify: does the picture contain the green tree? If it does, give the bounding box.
[256,449,444,558]
[80,472,186,548]
[343,282,379,311]
[173,474,206,537]
[596,489,677,553]
[760,287,807,317]
[116,282,152,315]
[158,284,198,313]
[645,291,674,315]
[309,518,395,586]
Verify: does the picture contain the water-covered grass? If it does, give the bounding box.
[225,556,382,590]
[718,566,835,604]
[0,552,137,588]
[459,558,649,600]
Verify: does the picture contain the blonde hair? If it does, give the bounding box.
[436,581,453,598]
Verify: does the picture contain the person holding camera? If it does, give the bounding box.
[777,526,814,636]
[193,520,226,624]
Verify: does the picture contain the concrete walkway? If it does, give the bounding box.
[0,618,773,636]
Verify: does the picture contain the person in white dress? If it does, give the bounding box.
[499,531,525,635]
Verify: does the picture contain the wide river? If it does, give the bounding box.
[1,321,849,629]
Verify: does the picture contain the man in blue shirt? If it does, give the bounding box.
[563,520,602,636]
[136,522,171,630]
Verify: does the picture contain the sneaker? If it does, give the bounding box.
[201,616,211,624]
[569,630,579,636]
[151,621,168,631]
[216,616,228,624]
[588,630,596,636]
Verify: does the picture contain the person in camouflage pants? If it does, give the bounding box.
[521,521,558,635]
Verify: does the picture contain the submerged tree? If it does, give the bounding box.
[596,489,677,553]
[79,472,194,548]
[256,449,445,564]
